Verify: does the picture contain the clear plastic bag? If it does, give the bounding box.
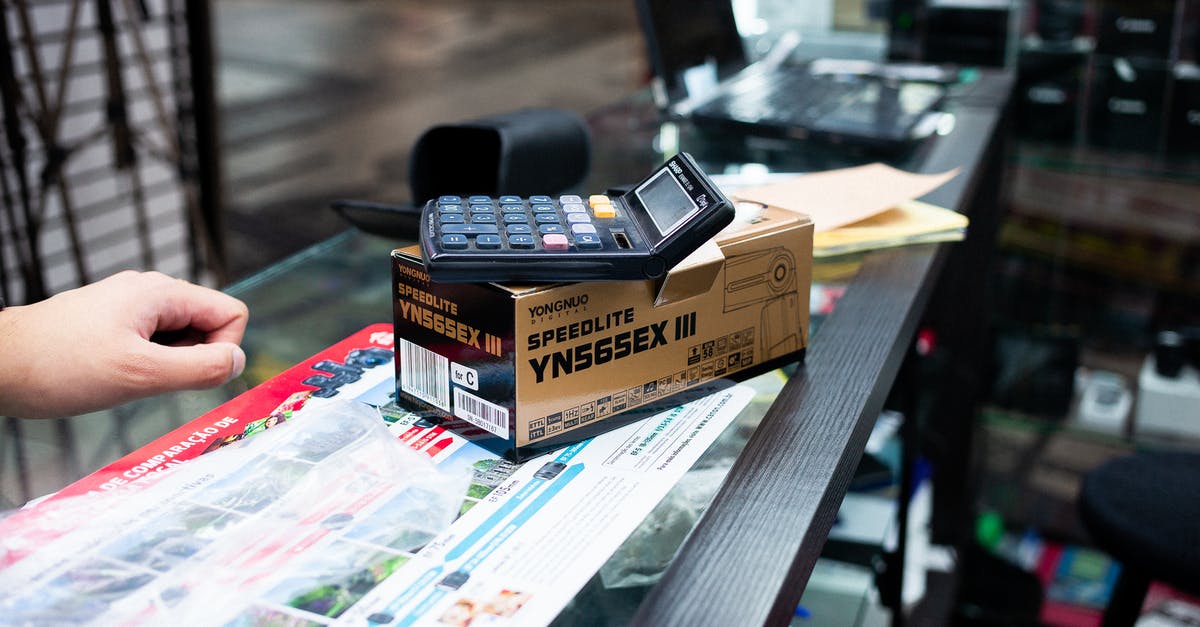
[0,400,470,626]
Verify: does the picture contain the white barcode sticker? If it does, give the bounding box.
[453,388,510,438]
[398,339,449,411]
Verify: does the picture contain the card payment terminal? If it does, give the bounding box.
[418,153,733,283]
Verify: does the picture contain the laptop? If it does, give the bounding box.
[634,0,952,152]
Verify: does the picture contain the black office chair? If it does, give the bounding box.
[1077,451,1200,627]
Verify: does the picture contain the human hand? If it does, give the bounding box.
[0,271,249,418]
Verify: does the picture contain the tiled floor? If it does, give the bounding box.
[215,0,646,279]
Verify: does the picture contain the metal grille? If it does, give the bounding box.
[0,0,223,306]
[0,0,222,507]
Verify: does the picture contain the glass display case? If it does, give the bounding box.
[966,0,1200,619]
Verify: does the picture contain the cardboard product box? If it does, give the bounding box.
[1094,0,1176,60]
[1087,55,1169,152]
[391,202,813,460]
[1015,45,1088,142]
[1167,63,1200,154]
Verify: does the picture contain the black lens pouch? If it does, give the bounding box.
[409,107,591,202]
[332,107,591,239]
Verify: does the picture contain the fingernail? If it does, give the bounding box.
[228,345,246,382]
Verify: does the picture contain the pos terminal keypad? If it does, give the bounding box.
[419,153,733,283]
[433,194,617,253]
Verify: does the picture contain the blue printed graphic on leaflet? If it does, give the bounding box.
[375,566,445,620]
[380,441,589,623]
[443,440,586,561]
[395,464,584,626]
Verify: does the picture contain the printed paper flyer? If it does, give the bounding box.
[0,325,767,626]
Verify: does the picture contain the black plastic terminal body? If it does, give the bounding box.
[419,152,733,283]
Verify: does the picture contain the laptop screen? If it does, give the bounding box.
[634,0,747,103]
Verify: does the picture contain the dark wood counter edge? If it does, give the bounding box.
[629,74,1013,627]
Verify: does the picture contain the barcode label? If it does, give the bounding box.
[454,388,509,438]
[399,339,449,411]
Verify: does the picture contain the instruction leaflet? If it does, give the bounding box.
[0,324,762,626]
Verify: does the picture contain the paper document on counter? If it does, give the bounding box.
[730,162,959,232]
[811,199,968,257]
[343,382,754,627]
[715,163,965,256]
[0,325,759,627]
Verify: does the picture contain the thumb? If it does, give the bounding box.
[142,342,247,392]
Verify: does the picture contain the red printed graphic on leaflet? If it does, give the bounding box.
[230,480,393,587]
[0,324,397,568]
[425,437,454,457]
[390,414,492,463]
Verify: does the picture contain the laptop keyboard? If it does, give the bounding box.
[702,70,867,125]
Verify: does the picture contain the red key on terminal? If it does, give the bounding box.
[542,233,569,250]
